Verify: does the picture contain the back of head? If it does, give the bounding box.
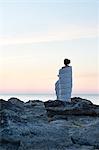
[64,59,71,66]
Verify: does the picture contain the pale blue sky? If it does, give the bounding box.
[0,0,98,94]
[0,0,97,36]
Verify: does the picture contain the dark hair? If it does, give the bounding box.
[64,59,70,66]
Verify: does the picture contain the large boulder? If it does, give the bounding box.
[0,97,99,150]
[45,97,99,118]
[0,99,72,150]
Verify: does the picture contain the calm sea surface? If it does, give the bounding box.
[0,94,99,105]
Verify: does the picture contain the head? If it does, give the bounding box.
[64,59,71,66]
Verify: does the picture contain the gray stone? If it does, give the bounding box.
[0,97,99,150]
[45,97,99,118]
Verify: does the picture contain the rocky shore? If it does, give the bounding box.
[0,97,99,150]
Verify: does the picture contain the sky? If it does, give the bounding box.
[0,0,99,94]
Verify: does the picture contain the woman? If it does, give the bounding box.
[55,59,72,102]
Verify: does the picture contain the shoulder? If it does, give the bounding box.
[61,66,72,71]
[59,66,72,74]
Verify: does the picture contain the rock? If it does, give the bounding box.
[45,97,99,118]
[0,97,99,150]
[71,119,99,148]
[18,121,72,150]
[8,97,24,108]
[0,99,13,110]
[71,97,93,105]
[24,100,48,123]
[44,100,64,107]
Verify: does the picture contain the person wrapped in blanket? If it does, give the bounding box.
[55,59,72,102]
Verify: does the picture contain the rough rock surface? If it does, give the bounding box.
[0,97,99,150]
[44,97,99,117]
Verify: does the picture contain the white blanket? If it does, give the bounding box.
[55,66,72,102]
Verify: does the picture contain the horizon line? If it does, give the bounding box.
[0,93,99,95]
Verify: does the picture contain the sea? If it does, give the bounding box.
[0,93,99,105]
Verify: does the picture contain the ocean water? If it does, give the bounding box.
[0,93,99,105]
